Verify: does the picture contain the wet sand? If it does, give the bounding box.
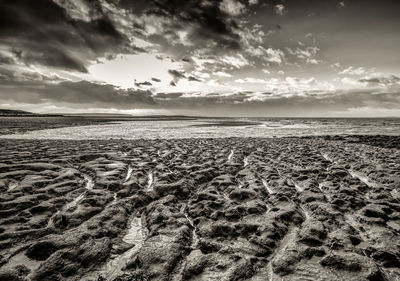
[0,136,399,281]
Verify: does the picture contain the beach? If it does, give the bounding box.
[0,135,399,280]
[2,0,400,279]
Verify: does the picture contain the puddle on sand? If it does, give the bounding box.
[83,216,148,281]
[7,180,18,191]
[348,170,378,188]
[243,156,249,167]
[262,179,274,194]
[48,174,94,227]
[83,174,94,190]
[294,182,304,192]
[146,171,154,191]
[119,151,128,157]
[222,192,230,201]
[391,189,399,200]
[321,153,333,163]
[317,182,325,192]
[227,150,234,162]
[300,206,311,221]
[125,165,133,182]
[63,193,85,211]
[65,175,95,210]
[288,178,303,192]
[184,213,199,249]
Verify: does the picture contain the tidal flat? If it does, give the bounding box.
[0,136,399,280]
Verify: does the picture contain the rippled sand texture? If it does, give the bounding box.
[0,136,399,281]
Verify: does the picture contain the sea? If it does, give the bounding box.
[0,117,399,139]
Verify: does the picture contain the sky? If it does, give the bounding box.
[0,0,399,117]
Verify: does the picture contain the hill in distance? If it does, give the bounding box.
[0,109,37,116]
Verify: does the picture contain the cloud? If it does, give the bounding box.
[340,77,365,87]
[235,78,268,83]
[262,76,334,94]
[1,73,399,117]
[0,0,136,72]
[52,0,102,22]
[286,47,320,65]
[339,66,373,76]
[219,0,246,16]
[134,81,153,87]
[359,75,400,87]
[168,69,186,79]
[0,79,156,108]
[220,54,249,68]
[188,76,202,82]
[128,0,243,50]
[274,4,287,16]
[168,69,188,85]
[214,71,233,77]
[88,53,184,89]
[149,89,400,117]
[265,48,285,64]
[1,0,399,118]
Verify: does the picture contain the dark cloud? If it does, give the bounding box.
[154,92,184,99]
[168,69,186,79]
[123,0,243,50]
[168,69,186,85]
[359,75,400,86]
[188,76,202,82]
[0,53,14,65]
[151,90,400,117]
[0,66,64,83]
[151,77,161,82]
[0,0,133,72]
[0,79,156,108]
[134,81,153,87]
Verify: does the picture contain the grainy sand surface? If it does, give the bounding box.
[0,136,399,281]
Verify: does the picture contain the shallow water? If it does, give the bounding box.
[243,156,249,167]
[125,165,133,182]
[63,193,85,211]
[262,178,274,194]
[0,118,399,139]
[83,174,94,190]
[7,180,18,191]
[227,149,234,162]
[84,216,148,281]
[146,171,154,191]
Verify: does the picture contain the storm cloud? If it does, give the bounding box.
[0,0,399,116]
[0,0,132,72]
[0,78,156,109]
